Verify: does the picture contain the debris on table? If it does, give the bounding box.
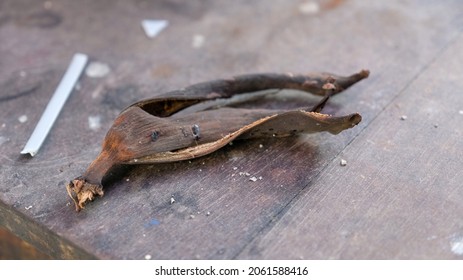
[451,237,463,256]
[18,115,28,123]
[192,34,205,49]
[340,159,348,166]
[299,1,320,15]
[88,115,102,131]
[141,19,168,38]
[66,69,369,211]
[85,61,111,78]
[400,115,408,120]
[147,218,160,226]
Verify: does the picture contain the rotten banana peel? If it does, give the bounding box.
[67,70,370,211]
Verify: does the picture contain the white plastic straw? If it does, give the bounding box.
[21,53,88,156]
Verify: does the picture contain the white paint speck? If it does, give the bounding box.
[18,115,28,123]
[249,176,258,182]
[192,34,205,48]
[141,19,168,38]
[340,159,347,166]
[459,110,463,115]
[400,115,408,120]
[88,115,101,131]
[206,211,211,216]
[170,197,175,204]
[233,166,238,170]
[259,144,264,149]
[144,254,152,260]
[451,237,463,255]
[299,1,320,15]
[85,62,111,78]
[25,205,32,210]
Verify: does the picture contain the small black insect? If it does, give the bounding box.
[151,131,159,142]
[191,124,200,140]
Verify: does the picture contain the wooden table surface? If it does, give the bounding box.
[1,0,462,259]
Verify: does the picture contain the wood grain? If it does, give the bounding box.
[0,0,462,259]
[237,33,463,260]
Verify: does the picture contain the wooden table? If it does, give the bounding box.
[1,0,462,259]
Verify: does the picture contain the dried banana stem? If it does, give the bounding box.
[67,70,369,211]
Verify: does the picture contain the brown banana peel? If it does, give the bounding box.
[67,70,370,211]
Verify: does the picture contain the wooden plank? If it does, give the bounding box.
[237,32,463,259]
[0,0,462,259]
[0,227,52,259]
[0,201,95,259]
